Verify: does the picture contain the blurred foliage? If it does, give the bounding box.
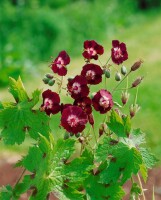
[0,0,160,87]
[0,0,136,87]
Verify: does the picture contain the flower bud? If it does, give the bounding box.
[121,66,127,75]
[130,104,140,118]
[67,77,74,82]
[48,79,55,86]
[132,76,143,88]
[121,91,130,105]
[64,132,70,140]
[115,72,122,81]
[45,73,54,79]
[99,123,107,137]
[88,113,94,126]
[103,69,111,78]
[131,59,143,71]
[42,77,50,84]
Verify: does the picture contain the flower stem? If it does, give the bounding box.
[14,168,26,186]
[137,174,146,200]
[105,56,111,65]
[112,71,131,93]
[92,126,97,145]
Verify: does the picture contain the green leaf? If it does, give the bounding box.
[139,163,148,182]
[8,77,28,102]
[0,101,50,145]
[95,137,112,162]
[16,136,76,199]
[56,187,84,200]
[0,185,18,200]
[107,110,131,137]
[139,147,158,169]
[84,175,125,200]
[99,142,142,184]
[130,182,141,199]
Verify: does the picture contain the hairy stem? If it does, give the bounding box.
[137,174,146,200]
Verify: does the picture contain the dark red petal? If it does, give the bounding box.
[57,67,67,76]
[82,51,91,60]
[112,40,119,47]
[59,50,70,65]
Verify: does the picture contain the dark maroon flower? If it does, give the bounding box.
[111,40,128,65]
[67,75,89,99]
[81,64,103,85]
[74,97,92,115]
[92,89,113,114]
[51,50,70,76]
[60,103,72,113]
[82,40,104,60]
[61,106,88,134]
[41,89,60,115]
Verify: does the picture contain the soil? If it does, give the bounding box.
[0,153,161,200]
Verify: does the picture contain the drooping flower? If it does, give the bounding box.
[67,75,89,99]
[61,106,88,134]
[111,40,128,65]
[92,89,113,114]
[81,64,103,85]
[74,97,92,115]
[51,50,70,76]
[82,40,104,60]
[41,89,60,115]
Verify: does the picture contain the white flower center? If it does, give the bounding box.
[86,70,96,80]
[72,82,81,94]
[44,98,53,109]
[99,96,109,108]
[113,47,122,59]
[67,114,79,127]
[87,48,97,56]
[56,57,64,68]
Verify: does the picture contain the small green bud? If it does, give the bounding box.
[45,73,54,79]
[121,66,127,75]
[104,69,111,78]
[64,132,70,140]
[115,72,121,81]
[42,77,50,84]
[48,79,55,86]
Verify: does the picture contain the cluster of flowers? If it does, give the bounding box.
[41,40,141,135]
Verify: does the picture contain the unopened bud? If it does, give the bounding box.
[45,73,54,79]
[48,79,55,86]
[42,77,50,84]
[104,69,111,78]
[131,59,143,71]
[99,123,107,137]
[121,91,130,105]
[130,104,140,118]
[68,77,73,82]
[132,76,144,88]
[88,114,94,126]
[121,66,127,75]
[64,132,70,140]
[115,72,121,81]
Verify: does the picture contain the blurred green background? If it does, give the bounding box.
[0,0,161,162]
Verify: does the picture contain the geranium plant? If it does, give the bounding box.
[0,40,157,200]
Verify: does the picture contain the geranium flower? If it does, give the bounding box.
[51,50,70,76]
[60,103,72,113]
[111,40,128,65]
[61,106,88,134]
[82,40,104,60]
[92,89,113,114]
[74,97,92,115]
[67,75,89,99]
[41,89,60,115]
[81,63,103,85]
